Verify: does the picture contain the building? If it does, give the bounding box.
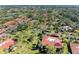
[3,21,17,29]
[0,16,29,33]
[41,34,63,48]
[3,16,28,28]
[70,43,79,54]
[0,33,8,39]
[3,21,17,32]
[15,16,28,25]
[3,21,17,27]
[0,39,17,49]
[0,29,5,34]
[59,26,73,32]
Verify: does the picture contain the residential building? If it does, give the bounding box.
[70,43,79,54]
[0,39,17,49]
[41,34,63,48]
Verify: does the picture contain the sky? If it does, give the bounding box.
[0,0,79,5]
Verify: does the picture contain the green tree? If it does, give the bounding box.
[46,46,56,54]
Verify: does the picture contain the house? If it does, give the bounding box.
[0,33,9,39]
[63,26,72,31]
[15,16,28,25]
[3,21,17,27]
[3,16,28,27]
[41,34,63,48]
[59,26,73,32]
[70,43,79,54]
[0,16,29,33]
[0,39,17,49]
[0,29,5,34]
[3,21,17,29]
[3,21,18,32]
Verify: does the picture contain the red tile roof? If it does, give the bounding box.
[41,35,63,48]
[0,39,16,49]
[70,43,79,54]
[4,21,17,27]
